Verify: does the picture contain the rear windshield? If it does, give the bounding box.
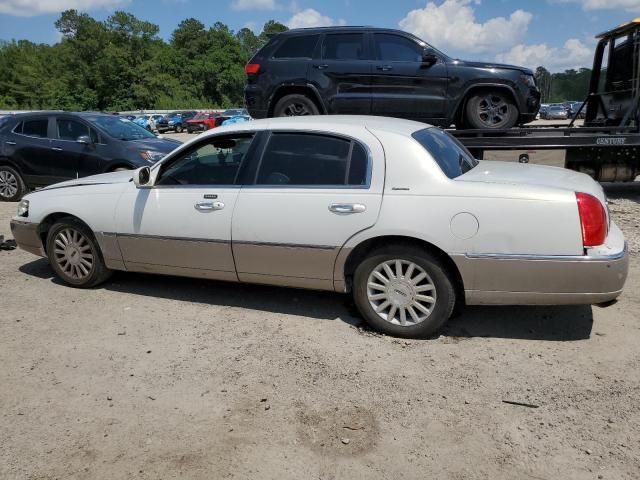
[412,128,478,179]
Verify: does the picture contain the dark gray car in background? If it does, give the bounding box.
[0,112,181,201]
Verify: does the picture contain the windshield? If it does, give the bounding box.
[412,128,478,178]
[192,113,207,120]
[91,116,156,141]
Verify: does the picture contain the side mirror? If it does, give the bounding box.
[422,48,438,66]
[133,166,152,188]
[77,135,93,145]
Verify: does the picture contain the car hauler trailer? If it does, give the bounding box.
[452,19,640,183]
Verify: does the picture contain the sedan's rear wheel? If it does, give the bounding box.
[353,246,456,338]
[465,91,518,129]
[0,165,26,202]
[46,219,112,288]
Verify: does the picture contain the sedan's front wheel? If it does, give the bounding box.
[46,219,112,288]
[353,247,456,338]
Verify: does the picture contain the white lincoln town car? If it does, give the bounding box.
[10,116,628,338]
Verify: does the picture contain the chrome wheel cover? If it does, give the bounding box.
[0,170,18,198]
[367,259,437,326]
[53,228,95,280]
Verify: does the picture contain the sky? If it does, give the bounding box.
[0,0,639,72]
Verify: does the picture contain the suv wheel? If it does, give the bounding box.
[273,94,320,117]
[465,91,518,129]
[0,165,26,202]
[353,246,456,338]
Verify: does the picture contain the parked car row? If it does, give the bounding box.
[185,109,251,134]
[0,111,180,201]
[538,101,585,120]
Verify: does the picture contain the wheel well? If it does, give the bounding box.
[37,213,92,254]
[268,85,325,116]
[343,235,465,304]
[455,86,520,127]
[105,163,133,173]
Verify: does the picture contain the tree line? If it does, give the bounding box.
[0,10,286,111]
[0,10,593,111]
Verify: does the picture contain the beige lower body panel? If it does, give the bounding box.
[124,261,238,282]
[233,242,339,289]
[10,220,45,257]
[453,249,629,306]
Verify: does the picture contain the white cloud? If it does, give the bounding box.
[230,0,276,11]
[286,8,346,29]
[399,0,532,55]
[495,38,593,72]
[555,0,640,11]
[0,0,130,16]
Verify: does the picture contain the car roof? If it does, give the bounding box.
[283,26,404,35]
[206,115,433,138]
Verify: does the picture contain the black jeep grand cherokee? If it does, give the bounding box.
[244,27,540,129]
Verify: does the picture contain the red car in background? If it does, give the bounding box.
[186,112,225,133]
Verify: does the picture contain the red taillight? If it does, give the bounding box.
[575,192,607,247]
[244,63,260,75]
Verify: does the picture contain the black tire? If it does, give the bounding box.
[46,218,112,288]
[465,91,518,130]
[273,94,320,117]
[353,246,456,339]
[175,124,183,133]
[0,164,26,202]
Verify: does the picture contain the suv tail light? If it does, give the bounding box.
[244,63,260,75]
[575,192,607,247]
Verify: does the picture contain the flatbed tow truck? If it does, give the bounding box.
[451,19,640,182]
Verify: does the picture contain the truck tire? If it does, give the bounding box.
[465,91,518,129]
[273,94,320,117]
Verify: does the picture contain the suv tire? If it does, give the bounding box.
[0,165,26,202]
[465,91,518,129]
[273,94,320,117]
[353,246,456,338]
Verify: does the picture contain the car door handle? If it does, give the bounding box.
[51,147,63,151]
[194,201,224,212]
[5,141,16,146]
[313,64,329,70]
[329,203,366,214]
[376,65,393,71]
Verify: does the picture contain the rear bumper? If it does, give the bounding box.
[454,224,629,306]
[10,219,45,257]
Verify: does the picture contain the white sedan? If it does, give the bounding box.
[10,116,628,338]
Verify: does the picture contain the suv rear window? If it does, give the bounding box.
[273,35,319,59]
[412,128,478,179]
[322,33,366,61]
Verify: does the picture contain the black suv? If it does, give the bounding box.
[0,112,180,201]
[244,27,540,129]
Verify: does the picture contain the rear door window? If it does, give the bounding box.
[256,132,369,186]
[273,35,319,59]
[22,119,49,138]
[322,33,367,61]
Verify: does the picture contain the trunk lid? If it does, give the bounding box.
[457,160,606,203]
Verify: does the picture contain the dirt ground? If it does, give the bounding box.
[1,181,639,479]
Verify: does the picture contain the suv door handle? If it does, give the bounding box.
[376,65,393,72]
[5,141,16,146]
[194,201,224,212]
[329,203,366,214]
[51,147,63,151]
[313,64,329,70]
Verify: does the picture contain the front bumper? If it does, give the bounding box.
[10,219,45,257]
[454,223,629,306]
